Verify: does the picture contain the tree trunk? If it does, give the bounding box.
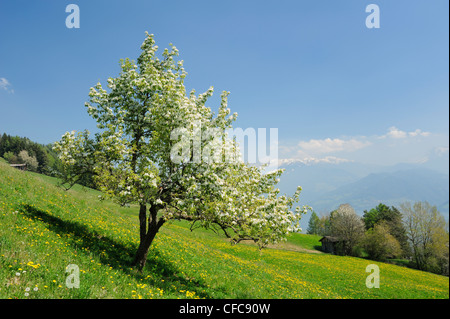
[132,226,159,270]
[138,204,147,244]
[132,203,165,271]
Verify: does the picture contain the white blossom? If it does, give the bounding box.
[53,31,310,253]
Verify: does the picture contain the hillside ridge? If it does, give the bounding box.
[0,161,448,299]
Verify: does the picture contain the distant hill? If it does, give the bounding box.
[310,168,449,217]
[277,162,449,221]
[277,161,373,202]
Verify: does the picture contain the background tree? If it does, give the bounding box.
[0,132,62,177]
[400,201,449,274]
[429,220,449,276]
[3,151,18,164]
[54,32,309,271]
[362,221,402,261]
[318,214,331,236]
[362,203,409,257]
[18,150,38,172]
[329,204,365,256]
[306,211,320,235]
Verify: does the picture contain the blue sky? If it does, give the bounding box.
[0,0,448,170]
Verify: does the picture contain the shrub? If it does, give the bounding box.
[18,150,39,172]
[363,222,402,261]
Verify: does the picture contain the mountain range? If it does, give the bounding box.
[276,161,449,228]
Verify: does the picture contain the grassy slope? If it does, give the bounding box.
[0,161,448,299]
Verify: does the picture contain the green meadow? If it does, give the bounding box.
[0,160,448,299]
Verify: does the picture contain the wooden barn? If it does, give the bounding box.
[319,236,340,254]
[10,163,27,171]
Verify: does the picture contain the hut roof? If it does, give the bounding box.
[319,236,340,242]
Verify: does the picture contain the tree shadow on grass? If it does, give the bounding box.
[313,245,323,252]
[19,203,213,298]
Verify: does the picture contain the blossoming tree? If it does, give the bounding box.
[54,32,309,270]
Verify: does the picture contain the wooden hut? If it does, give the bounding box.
[10,163,27,171]
[319,236,340,254]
